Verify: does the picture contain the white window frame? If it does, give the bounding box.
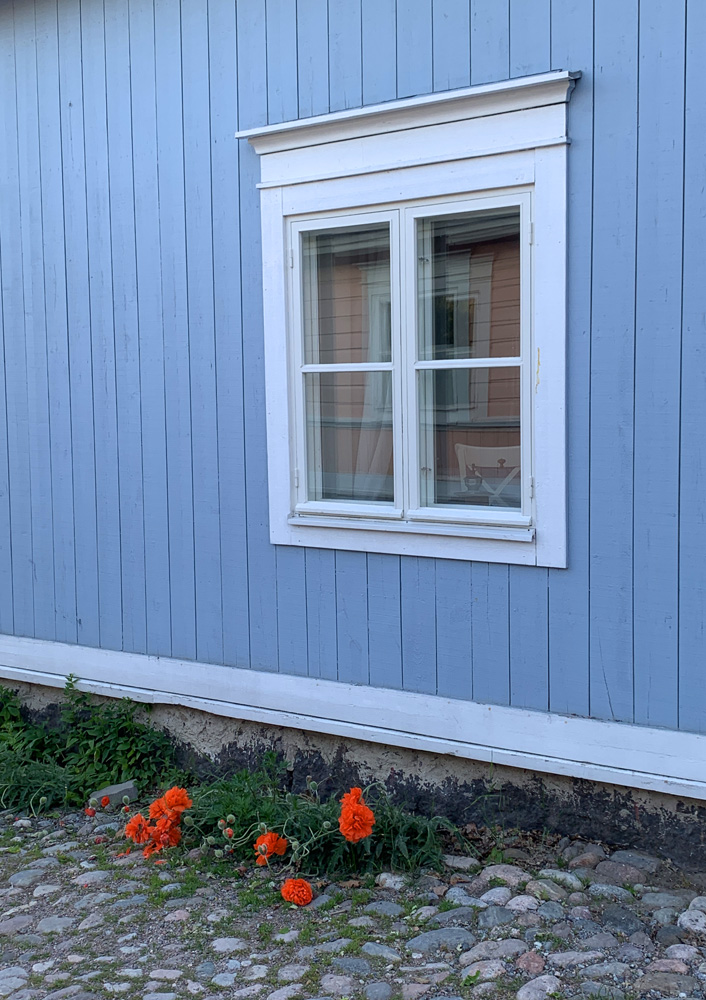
[238,70,579,568]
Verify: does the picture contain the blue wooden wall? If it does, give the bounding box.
[0,0,704,734]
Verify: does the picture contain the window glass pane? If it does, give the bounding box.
[302,224,391,364]
[305,371,394,503]
[419,367,521,508]
[417,209,521,360]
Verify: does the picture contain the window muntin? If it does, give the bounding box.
[291,194,531,526]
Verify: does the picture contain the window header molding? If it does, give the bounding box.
[236,70,579,155]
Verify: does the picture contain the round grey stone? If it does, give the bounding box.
[364,901,403,917]
[477,905,515,929]
[37,917,74,934]
[406,927,475,954]
[365,983,392,1000]
[600,904,645,936]
[537,901,564,921]
[333,957,371,975]
[361,942,401,961]
[656,925,687,947]
[8,870,44,888]
[195,961,216,980]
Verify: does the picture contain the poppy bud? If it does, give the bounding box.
[207,836,216,845]
[39,796,47,805]
[214,849,224,858]
[122,795,130,805]
[323,821,331,829]
[226,814,235,824]
[183,815,194,826]
[309,781,318,792]
[225,828,234,839]
[258,822,268,834]
[89,798,98,807]
[217,819,226,829]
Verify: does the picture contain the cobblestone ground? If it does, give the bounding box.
[0,810,705,1000]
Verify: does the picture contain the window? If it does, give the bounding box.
[239,70,578,567]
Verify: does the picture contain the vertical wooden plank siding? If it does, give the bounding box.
[589,0,638,723]
[401,558,437,694]
[467,0,511,708]
[267,0,308,675]
[81,0,122,651]
[237,0,278,673]
[181,0,223,664]
[2,0,706,739]
[397,0,433,99]
[275,546,309,676]
[547,0,592,718]
[13,2,55,640]
[335,551,369,686]
[470,0,509,85]
[436,560,472,700]
[361,0,396,105]
[297,0,329,118]
[105,0,147,653]
[209,0,250,668]
[328,0,362,112]
[35,0,76,643]
[305,549,337,679]
[266,0,299,125]
[432,0,471,93]
[471,564,509,705]
[129,0,171,657]
[57,0,101,647]
[0,9,33,638]
[632,0,685,730]
[678,1,706,735]
[367,554,403,690]
[506,0,551,713]
[509,0,550,77]
[154,0,196,660]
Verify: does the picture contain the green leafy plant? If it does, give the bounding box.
[188,755,468,874]
[0,678,178,808]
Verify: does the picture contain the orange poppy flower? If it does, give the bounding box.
[254,832,288,865]
[149,796,167,820]
[281,878,313,906]
[124,813,150,845]
[163,786,193,814]
[338,787,375,843]
[101,795,111,808]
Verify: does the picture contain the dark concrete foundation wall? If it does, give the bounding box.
[5,679,706,869]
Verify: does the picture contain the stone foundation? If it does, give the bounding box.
[4,678,706,869]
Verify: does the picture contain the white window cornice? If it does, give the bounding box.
[236,70,580,155]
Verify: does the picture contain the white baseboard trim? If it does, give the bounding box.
[0,633,704,801]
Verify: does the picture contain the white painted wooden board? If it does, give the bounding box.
[0,633,704,801]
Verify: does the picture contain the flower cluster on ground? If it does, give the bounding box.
[120,781,380,906]
[123,785,193,858]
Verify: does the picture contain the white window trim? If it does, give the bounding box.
[239,70,579,568]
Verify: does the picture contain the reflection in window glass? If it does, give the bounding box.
[302,225,391,365]
[305,372,394,504]
[419,367,521,509]
[417,210,521,360]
